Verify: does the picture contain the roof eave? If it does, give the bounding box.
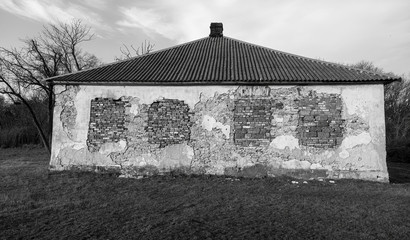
[50,78,401,86]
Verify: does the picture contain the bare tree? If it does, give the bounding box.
[348,60,387,75]
[115,40,154,61]
[0,19,101,153]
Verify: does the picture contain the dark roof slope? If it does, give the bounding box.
[48,36,400,85]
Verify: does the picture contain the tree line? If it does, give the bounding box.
[1,20,409,162]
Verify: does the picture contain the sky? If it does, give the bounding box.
[0,0,409,76]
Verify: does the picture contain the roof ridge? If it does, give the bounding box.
[223,36,396,80]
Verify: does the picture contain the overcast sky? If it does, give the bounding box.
[0,0,408,76]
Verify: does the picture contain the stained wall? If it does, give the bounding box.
[50,84,388,181]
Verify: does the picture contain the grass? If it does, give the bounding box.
[1,147,410,239]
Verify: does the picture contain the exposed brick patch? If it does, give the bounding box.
[146,99,191,147]
[87,98,129,152]
[297,93,344,148]
[233,86,300,147]
[234,98,273,147]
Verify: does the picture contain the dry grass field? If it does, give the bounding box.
[1,146,410,239]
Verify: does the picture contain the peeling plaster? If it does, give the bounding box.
[201,115,230,139]
[341,132,372,149]
[76,86,235,109]
[121,154,159,168]
[59,85,80,140]
[270,135,299,150]
[310,86,341,95]
[129,103,139,115]
[158,143,194,169]
[310,163,324,169]
[339,150,350,159]
[99,140,127,155]
[337,144,383,171]
[55,146,87,167]
[341,86,382,120]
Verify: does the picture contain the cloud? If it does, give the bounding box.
[80,0,108,10]
[0,0,108,31]
[113,0,311,43]
[0,0,65,23]
[115,0,240,42]
[116,7,177,40]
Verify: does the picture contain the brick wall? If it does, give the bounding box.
[297,93,344,148]
[146,99,191,147]
[87,98,129,152]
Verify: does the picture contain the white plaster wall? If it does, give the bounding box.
[50,84,388,181]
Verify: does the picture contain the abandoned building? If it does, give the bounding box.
[48,23,400,181]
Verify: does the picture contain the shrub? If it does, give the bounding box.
[0,126,40,148]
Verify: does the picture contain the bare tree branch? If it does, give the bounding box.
[115,40,155,61]
[0,19,101,153]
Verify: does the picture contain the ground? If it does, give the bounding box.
[1,147,410,239]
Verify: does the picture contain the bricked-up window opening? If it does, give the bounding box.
[87,98,128,152]
[297,94,344,148]
[146,99,191,148]
[234,99,273,147]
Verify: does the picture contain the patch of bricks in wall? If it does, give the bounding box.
[146,99,192,148]
[87,98,129,152]
[234,98,273,147]
[297,93,344,148]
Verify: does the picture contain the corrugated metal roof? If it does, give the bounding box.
[48,36,400,85]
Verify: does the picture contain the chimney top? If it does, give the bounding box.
[209,22,223,37]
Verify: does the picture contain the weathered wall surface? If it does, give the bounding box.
[50,84,388,181]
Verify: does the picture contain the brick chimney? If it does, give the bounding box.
[209,22,223,37]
